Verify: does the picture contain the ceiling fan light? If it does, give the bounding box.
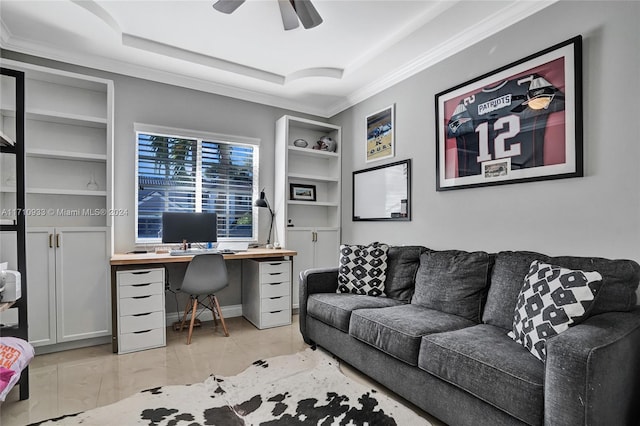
[291,0,323,29]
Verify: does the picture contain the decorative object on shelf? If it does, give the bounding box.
[435,36,583,191]
[290,183,317,201]
[293,139,308,148]
[318,136,336,152]
[254,188,275,249]
[353,159,411,221]
[86,170,99,190]
[366,104,395,162]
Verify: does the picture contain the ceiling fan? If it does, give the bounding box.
[212,0,323,30]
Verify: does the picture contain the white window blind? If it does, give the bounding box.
[136,130,257,242]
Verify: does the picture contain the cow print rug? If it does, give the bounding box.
[31,347,431,425]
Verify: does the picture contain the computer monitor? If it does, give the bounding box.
[161,212,218,245]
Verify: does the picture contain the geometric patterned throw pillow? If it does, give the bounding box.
[508,260,603,362]
[337,243,389,296]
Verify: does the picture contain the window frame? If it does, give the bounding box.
[134,123,260,244]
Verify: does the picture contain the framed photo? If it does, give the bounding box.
[366,104,395,162]
[290,183,316,201]
[353,159,411,221]
[435,36,583,191]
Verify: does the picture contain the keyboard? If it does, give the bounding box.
[169,248,220,256]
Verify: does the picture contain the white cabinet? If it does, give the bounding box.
[116,268,166,354]
[27,227,110,347]
[241,259,292,329]
[274,116,341,308]
[286,228,340,307]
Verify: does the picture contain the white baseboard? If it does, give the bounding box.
[165,304,243,327]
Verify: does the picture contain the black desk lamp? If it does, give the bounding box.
[254,188,274,249]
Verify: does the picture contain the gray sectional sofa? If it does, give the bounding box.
[298,246,640,426]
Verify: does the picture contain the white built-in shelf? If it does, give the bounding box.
[1,108,106,128]
[27,187,107,196]
[26,149,107,163]
[288,172,339,183]
[0,186,16,193]
[0,129,16,147]
[287,146,339,158]
[288,200,339,207]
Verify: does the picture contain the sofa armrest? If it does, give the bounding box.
[544,308,640,425]
[298,267,339,343]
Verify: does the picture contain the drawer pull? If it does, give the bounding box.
[269,310,283,314]
[132,283,152,287]
[268,272,282,276]
[132,295,152,299]
[133,329,152,334]
[269,296,283,300]
[133,312,152,317]
[268,262,282,266]
[132,271,151,275]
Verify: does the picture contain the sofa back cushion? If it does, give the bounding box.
[483,251,640,330]
[384,245,431,302]
[412,250,492,323]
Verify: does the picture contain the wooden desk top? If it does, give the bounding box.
[110,248,297,266]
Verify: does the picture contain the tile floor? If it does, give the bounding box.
[1,315,441,425]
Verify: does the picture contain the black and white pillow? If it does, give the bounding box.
[508,260,603,362]
[337,243,389,296]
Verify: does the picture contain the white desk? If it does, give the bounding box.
[109,248,297,353]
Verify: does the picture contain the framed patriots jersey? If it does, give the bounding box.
[435,36,583,191]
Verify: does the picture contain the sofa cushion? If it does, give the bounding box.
[349,304,475,366]
[483,251,640,330]
[307,293,404,333]
[383,246,430,302]
[508,260,603,362]
[412,250,491,322]
[419,324,544,426]
[337,243,389,296]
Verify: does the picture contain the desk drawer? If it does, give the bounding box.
[261,309,291,328]
[261,281,289,298]
[261,295,290,312]
[118,269,164,286]
[261,269,291,284]
[260,261,289,275]
[119,328,165,354]
[120,294,164,316]
[119,281,164,298]
[120,311,165,334]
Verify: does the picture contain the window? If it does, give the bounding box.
[135,125,259,243]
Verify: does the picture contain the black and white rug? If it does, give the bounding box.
[33,347,431,425]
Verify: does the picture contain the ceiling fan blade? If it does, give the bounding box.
[291,0,323,29]
[212,0,245,14]
[278,0,300,30]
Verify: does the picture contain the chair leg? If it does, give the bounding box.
[209,295,218,327]
[212,295,229,337]
[179,298,193,332]
[187,298,198,345]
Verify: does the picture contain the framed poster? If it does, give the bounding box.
[435,36,583,191]
[290,183,316,201]
[353,159,411,221]
[366,105,395,162]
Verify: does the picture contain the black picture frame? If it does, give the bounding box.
[353,159,411,221]
[289,183,316,201]
[435,36,583,191]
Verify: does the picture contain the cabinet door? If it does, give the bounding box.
[314,229,340,269]
[287,229,314,308]
[26,228,57,346]
[55,228,110,342]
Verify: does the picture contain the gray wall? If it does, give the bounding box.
[332,0,640,296]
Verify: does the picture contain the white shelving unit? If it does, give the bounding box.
[274,115,342,308]
[0,59,114,351]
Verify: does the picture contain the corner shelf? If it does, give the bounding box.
[26,149,107,163]
[287,172,340,183]
[287,146,339,159]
